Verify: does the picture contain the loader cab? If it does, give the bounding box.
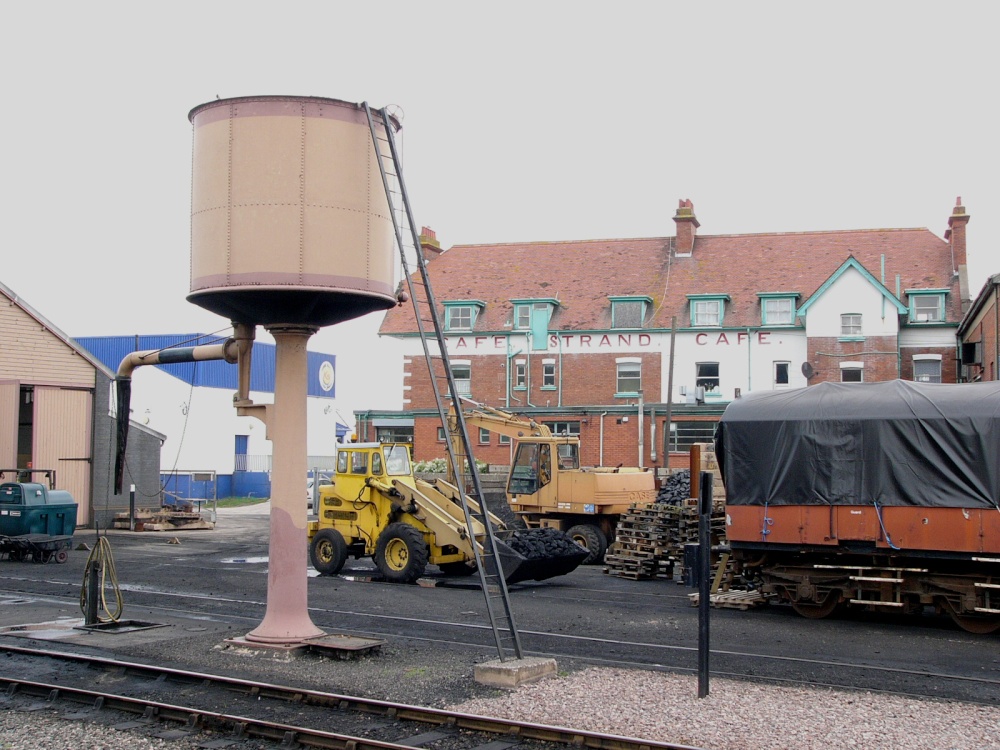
[508,441,553,497]
[334,443,414,499]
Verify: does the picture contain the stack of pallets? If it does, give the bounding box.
[604,502,727,581]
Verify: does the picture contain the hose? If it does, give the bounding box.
[79,536,124,623]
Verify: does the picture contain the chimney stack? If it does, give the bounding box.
[673,199,699,255]
[419,226,442,259]
[944,197,971,310]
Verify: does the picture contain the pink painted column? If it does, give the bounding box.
[246,325,325,643]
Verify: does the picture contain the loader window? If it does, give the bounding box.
[557,444,579,470]
[384,445,411,476]
[337,452,349,474]
[509,443,545,495]
[371,453,383,475]
[351,452,368,474]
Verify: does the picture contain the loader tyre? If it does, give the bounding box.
[375,523,429,583]
[310,528,348,575]
[566,524,608,565]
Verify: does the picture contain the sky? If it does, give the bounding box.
[3,2,997,420]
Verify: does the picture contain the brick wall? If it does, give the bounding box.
[899,346,959,383]
[805,336,899,383]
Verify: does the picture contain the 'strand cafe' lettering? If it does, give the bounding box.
[444,331,771,350]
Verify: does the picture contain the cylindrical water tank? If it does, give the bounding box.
[188,96,400,327]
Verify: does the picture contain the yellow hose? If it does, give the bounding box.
[79,536,123,623]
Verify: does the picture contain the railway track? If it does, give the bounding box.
[0,644,697,750]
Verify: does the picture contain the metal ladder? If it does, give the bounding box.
[363,103,524,661]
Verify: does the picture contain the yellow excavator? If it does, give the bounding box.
[307,442,587,584]
[448,400,657,564]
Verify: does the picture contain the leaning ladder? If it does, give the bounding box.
[363,103,524,661]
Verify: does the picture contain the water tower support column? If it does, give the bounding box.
[245,324,325,644]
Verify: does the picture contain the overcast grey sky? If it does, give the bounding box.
[3,2,997,414]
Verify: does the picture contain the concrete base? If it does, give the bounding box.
[474,656,558,688]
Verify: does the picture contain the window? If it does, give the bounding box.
[437,427,447,442]
[666,420,719,452]
[384,445,411,476]
[498,434,511,445]
[696,362,720,393]
[616,359,641,395]
[451,362,471,397]
[443,300,484,332]
[609,296,651,329]
[913,355,942,383]
[514,301,554,330]
[375,426,413,443]
[907,291,946,323]
[351,452,368,474]
[841,314,862,337]
[514,361,526,388]
[760,295,796,325]
[840,361,864,382]
[542,421,581,436]
[774,361,790,388]
[693,299,721,326]
[688,294,729,327]
[478,428,490,444]
[371,452,383,475]
[337,451,349,473]
[542,362,556,388]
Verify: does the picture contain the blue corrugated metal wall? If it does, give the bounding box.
[74,334,336,398]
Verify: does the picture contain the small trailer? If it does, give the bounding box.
[0,471,77,564]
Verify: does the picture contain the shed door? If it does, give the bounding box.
[33,386,92,526]
[0,382,16,469]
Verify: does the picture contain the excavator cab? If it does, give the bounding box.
[508,442,552,496]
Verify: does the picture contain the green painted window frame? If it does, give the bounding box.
[906,289,948,323]
[443,300,484,332]
[609,296,652,329]
[687,294,729,327]
[758,294,797,326]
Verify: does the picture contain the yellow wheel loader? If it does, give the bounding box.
[448,400,657,565]
[307,442,587,584]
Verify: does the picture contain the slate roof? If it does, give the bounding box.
[380,223,962,335]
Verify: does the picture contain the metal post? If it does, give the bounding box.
[129,485,136,532]
[698,470,712,698]
[85,558,100,626]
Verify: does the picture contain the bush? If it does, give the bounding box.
[413,457,489,474]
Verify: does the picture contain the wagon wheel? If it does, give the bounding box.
[940,597,1000,635]
[54,550,68,564]
[790,590,841,619]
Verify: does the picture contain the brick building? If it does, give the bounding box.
[357,199,972,471]
[958,273,1000,382]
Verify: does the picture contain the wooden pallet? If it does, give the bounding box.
[688,589,769,610]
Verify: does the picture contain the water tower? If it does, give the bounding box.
[188,96,399,644]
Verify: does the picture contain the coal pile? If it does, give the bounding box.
[503,527,586,559]
[656,470,690,506]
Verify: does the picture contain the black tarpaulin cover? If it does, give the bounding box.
[715,380,1000,508]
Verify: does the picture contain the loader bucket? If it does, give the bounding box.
[493,528,589,584]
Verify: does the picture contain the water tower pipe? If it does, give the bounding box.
[113,338,239,495]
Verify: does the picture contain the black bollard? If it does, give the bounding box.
[698,470,712,698]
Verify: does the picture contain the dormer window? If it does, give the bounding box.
[511,298,557,331]
[906,289,947,323]
[443,300,484,332]
[758,293,798,326]
[687,294,730,327]
[609,296,652,329]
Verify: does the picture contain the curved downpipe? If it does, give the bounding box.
[114,335,243,494]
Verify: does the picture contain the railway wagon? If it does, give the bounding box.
[715,379,1000,633]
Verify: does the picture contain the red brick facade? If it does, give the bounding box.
[805,336,900,383]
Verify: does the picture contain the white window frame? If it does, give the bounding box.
[761,297,795,326]
[478,427,491,444]
[450,360,471,397]
[773,361,790,388]
[696,362,720,394]
[841,313,862,337]
[908,291,946,323]
[840,361,864,382]
[513,360,526,389]
[616,357,641,395]
[542,359,556,388]
[913,354,942,383]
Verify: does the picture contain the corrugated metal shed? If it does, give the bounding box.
[75,334,337,399]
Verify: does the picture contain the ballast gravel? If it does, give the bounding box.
[4,666,1000,750]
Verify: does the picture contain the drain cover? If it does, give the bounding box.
[74,620,168,634]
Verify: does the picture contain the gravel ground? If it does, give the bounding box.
[4,664,1000,749]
